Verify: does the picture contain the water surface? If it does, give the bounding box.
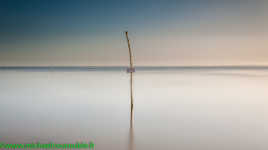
[1,67,268,150]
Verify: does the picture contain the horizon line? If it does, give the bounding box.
[1,65,268,68]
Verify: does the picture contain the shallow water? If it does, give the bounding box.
[1,68,268,150]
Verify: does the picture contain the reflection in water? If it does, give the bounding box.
[128,78,134,150]
[128,123,134,150]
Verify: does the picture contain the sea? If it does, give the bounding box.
[1,66,268,150]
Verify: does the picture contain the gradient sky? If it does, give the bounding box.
[0,0,268,66]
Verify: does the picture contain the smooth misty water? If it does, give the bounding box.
[1,68,268,150]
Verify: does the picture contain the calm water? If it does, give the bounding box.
[1,67,268,150]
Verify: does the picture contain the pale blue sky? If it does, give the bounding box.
[0,0,268,66]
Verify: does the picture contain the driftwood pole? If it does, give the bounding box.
[125,31,135,127]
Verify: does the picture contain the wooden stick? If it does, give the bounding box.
[125,31,134,127]
[125,31,134,69]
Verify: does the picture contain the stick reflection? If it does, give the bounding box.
[128,110,134,150]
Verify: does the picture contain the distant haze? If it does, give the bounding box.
[1,0,268,66]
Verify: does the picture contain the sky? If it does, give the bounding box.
[0,0,268,66]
